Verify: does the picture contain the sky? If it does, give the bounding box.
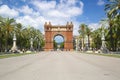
[0,0,106,36]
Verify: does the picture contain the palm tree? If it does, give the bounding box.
[0,18,16,51]
[0,16,4,52]
[15,23,24,50]
[0,16,44,52]
[33,29,44,51]
[101,17,120,51]
[85,26,92,49]
[110,16,120,51]
[20,28,29,49]
[21,26,44,50]
[105,0,120,51]
[22,27,33,49]
[78,24,87,49]
[105,0,120,19]
[91,28,102,49]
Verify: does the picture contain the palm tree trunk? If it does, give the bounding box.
[114,37,118,51]
[5,32,9,52]
[109,24,114,51]
[88,35,90,49]
[83,37,84,49]
[110,30,114,51]
[0,39,1,52]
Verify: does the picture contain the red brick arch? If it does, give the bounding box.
[44,22,73,51]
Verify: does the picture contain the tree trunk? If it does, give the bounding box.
[110,26,114,51]
[5,31,9,52]
[88,35,90,49]
[114,38,118,51]
[82,37,84,50]
[0,39,1,52]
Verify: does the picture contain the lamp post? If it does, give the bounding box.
[37,37,41,51]
[85,35,89,51]
[101,29,105,47]
[75,38,78,51]
[30,35,41,51]
[75,37,80,51]
[11,33,17,52]
[30,37,33,51]
[100,28,109,53]
[38,41,41,51]
[36,36,41,51]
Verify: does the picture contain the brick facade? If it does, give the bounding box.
[44,22,73,51]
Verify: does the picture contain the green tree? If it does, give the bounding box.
[78,24,87,49]
[15,23,24,50]
[91,28,102,49]
[0,16,4,51]
[106,16,120,51]
[60,42,64,50]
[0,18,16,51]
[0,16,44,52]
[105,0,120,19]
[105,0,120,51]
[53,40,57,50]
[85,26,92,49]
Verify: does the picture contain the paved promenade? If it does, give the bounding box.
[0,51,120,80]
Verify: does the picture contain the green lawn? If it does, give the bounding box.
[0,52,36,59]
[84,52,120,58]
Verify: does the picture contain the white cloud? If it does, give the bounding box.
[16,15,44,29]
[31,0,84,18]
[0,1,84,35]
[97,0,105,6]
[30,0,84,35]
[0,5,19,17]
[88,23,101,31]
[47,10,68,18]
[57,0,83,17]
[60,0,77,6]
[18,5,33,15]
[66,6,83,16]
[32,1,56,11]
[73,22,81,35]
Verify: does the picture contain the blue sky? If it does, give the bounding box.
[0,0,106,36]
[54,35,64,43]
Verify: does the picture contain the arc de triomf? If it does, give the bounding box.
[44,22,73,51]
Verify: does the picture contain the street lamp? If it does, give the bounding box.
[84,35,89,51]
[101,29,105,47]
[100,27,109,53]
[11,33,18,52]
[30,37,33,51]
[30,35,41,51]
[75,38,78,51]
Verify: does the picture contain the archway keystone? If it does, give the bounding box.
[44,22,73,51]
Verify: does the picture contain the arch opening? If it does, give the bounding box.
[53,34,64,51]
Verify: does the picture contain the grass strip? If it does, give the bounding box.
[84,52,120,58]
[0,52,36,59]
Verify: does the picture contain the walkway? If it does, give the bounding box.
[0,51,120,80]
